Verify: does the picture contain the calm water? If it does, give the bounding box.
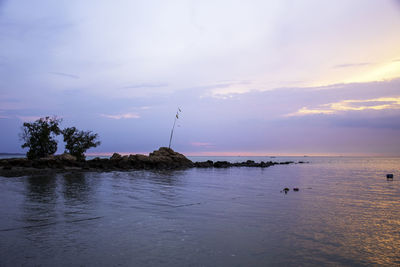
[0,157,399,266]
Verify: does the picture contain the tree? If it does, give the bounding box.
[63,127,101,160]
[20,116,62,159]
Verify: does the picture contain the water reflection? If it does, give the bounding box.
[281,163,400,266]
[23,174,58,225]
[21,172,101,236]
[62,172,90,203]
[109,170,187,211]
[25,174,58,204]
[1,158,399,266]
[21,174,59,254]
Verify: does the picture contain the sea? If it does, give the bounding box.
[0,156,399,266]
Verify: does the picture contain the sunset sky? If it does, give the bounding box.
[1,0,400,156]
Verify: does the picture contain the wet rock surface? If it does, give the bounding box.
[0,147,306,177]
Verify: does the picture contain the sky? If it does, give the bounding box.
[1,0,400,156]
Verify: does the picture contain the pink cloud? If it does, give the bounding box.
[191,142,215,148]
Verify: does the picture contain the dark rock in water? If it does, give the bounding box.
[245,160,256,166]
[259,161,267,167]
[293,188,299,192]
[282,187,290,194]
[213,161,231,168]
[386,174,394,179]
[279,161,294,165]
[194,160,214,168]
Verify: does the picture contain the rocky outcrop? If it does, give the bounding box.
[86,147,194,170]
[0,147,306,177]
[149,147,193,169]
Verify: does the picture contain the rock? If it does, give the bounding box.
[245,160,257,166]
[41,153,74,161]
[194,160,214,168]
[213,161,231,168]
[87,158,109,169]
[283,187,289,191]
[110,153,122,161]
[282,187,289,194]
[56,153,77,161]
[127,154,150,169]
[40,154,77,167]
[3,164,12,170]
[0,147,301,176]
[149,147,193,169]
[259,161,273,168]
[386,174,394,179]
[118,157,131,169]
[130,154,149,162]
[279,161,294,165]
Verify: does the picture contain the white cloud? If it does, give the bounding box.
[100,112,140,120]
[287,96,400,117]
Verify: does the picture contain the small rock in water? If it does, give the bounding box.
[386,174,394,179]
[293,188,299,192]
[281,187,290,194]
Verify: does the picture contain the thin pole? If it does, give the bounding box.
[168,115,177,149]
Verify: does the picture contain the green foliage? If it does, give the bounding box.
[63,127,101,160]
[20,116,62,159]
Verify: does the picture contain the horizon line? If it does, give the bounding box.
[84,151,400,157]
[3,151,399,158]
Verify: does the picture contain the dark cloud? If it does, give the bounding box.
[330,115,400,130]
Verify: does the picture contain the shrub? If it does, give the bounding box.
[20,116,62,159]
[63,127,101,160]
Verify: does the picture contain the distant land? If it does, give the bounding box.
[0,153,25,156]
